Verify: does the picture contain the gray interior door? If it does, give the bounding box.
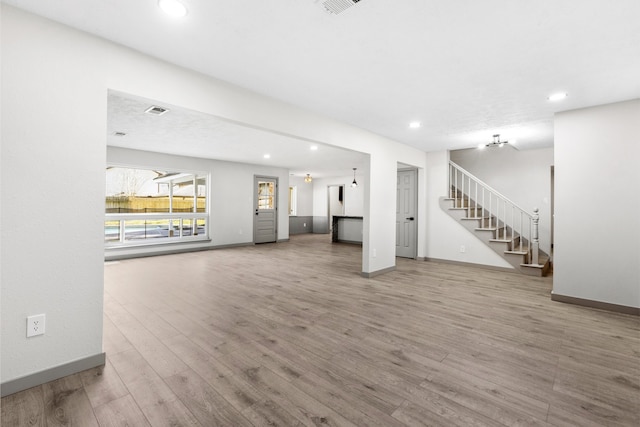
[254,176,277,243]
[396,169,417,258]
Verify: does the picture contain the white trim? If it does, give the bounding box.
[105,164,211,248]
[1,353,106,398]
[105,212,204,221]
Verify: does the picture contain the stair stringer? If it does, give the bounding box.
[439,196,550,276]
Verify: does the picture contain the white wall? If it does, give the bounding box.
[450,146,554,254]
[1,7,107,383]
[415,167,428,259]
[289,176,313,217]
[312,175,365,219]
[1,5,427,384]
[425,151,513,269]
[554,99,640,308]
[107,147,290,255]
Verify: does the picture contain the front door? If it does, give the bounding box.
[254,176,277,243]
[396,169,417,258]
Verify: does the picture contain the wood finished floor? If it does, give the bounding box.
[2,234,639,426]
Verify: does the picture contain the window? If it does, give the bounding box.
[289,186,297,216]
[105,166,208,246]
[257,181,275,210]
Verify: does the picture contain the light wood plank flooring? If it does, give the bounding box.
[2,234,639,426]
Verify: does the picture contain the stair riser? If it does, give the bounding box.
[441,196,550,277]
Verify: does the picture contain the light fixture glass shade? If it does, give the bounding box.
[304,174,312,183]
[548,92,568,101]
[159,0,188,17]
[351,168,358,187]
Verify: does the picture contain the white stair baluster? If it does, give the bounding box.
[482,187,485,226]
[532,207,540,265]
[474,180,478,218]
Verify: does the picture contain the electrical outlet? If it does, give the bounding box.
[373,248,377,258]
[460,245,466,253]
[27,314,46,337]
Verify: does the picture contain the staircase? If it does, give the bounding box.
[440,161,551,277]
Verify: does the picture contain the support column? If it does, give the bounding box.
[362,152,397,277]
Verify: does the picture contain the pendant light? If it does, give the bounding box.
[304,174,313,183]
[351,168,358,188]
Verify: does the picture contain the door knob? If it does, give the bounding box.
[406,217,415,220]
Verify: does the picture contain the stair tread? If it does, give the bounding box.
[505,250,528,255]
[521,263,547,268]
[441,194,550,277]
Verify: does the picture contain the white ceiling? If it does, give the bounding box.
[107,91,368,178]
[5,0,640,166]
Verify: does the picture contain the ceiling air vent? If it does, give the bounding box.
[319,0,362,15]
[144,105,169,116]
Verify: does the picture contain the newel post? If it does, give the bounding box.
[532,207,540,265]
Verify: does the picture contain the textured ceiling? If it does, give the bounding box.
[4,0,640,157]
[107,91,368,178]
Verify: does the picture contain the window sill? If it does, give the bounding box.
[105,236,211,250]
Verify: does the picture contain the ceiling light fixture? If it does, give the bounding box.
[409,121,421,129]
[484,134,509,148]
[263,154,271,159]
[351,168,358,188]
[310,145,318,151]
[547,92,568,102]
[304,174,313,183]
[158,0,188,18]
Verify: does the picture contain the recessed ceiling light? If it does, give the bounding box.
[548,92,568,102]
[263,154,271,159]
[310,145,318,151]
[158,0,188,18]
[409,121,421,129]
